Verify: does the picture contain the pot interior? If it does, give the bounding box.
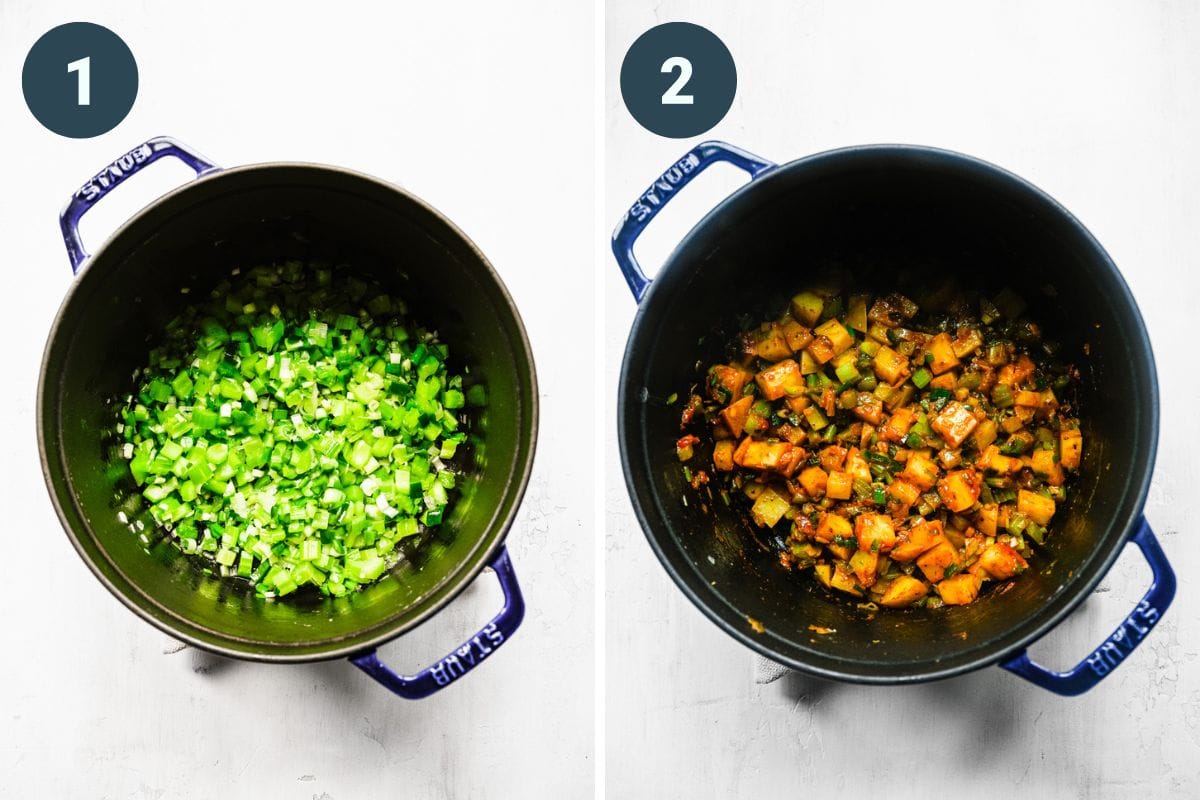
[41,165,536,660]
[621,147,1156,681]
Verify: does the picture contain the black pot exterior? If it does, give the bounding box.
[618,145,1160,684]
[39,162,538,662]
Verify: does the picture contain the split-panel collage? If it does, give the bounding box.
[3,1,1196,797]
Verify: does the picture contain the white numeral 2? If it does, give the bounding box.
[67,56,91,106]
[661,56,694,105]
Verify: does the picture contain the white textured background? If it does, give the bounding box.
[606,1,1199,797]
[0,1,594,798]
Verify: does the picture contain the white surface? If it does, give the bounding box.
[606,1,1200,797]
[0,2,593,798]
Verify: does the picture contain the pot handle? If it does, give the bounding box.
[349,546,525,699]
[1000,518,1175,696]
[59,136,221,273]
[611,141,775,301]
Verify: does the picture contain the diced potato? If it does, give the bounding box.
[826,471,853,500]
[880,407,916,442]
[778,425,806,445]
[734,439,797,474]
[790,291,824,326]
[750,486,792,528]
[708,364,751,403]
[818,445,848,472]
[827,541,854,561]
[830,564,863,597]
[813,563,834,589]
[806,335,835,367]
[891,520,942,562]
[974,503,998,536]
[951,328,983,358]
[937,447,963,470]
[872,345,909,384]
[916,538,959,582]
[931,401,979,449]
[755,359,804,401]
[1060,428,1082,470]
[798,466,829,498]
[1017,489,1056,526]
[972,418,998,450]
[850,550,880,588]
[814,512,852,543]
[929,372,957,390]
[887,478,921,510]
[879,575,929,608]
[720,396,754,438]
[712,440,735,471]
[926,332,960,375]
[972,542,1029,580]
[978,445,1020,474]
[807,319,854,364]
[899,452,939,490]
[785,394,811,414]
[855,513,896,553]
[1000,413,1026,434]
[851,393,885,425]
[936,572,982,605]
[1031,448,1064,486]
[799,350,820,375]
[752,325,792,362]
[1013,390,1044,408]
[844,448,871,483]
[818,318,854,353]
[996,354,1035,386]
[780,319,813,352]
[937,469,982,513]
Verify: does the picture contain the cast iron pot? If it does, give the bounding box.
[39,137,537,698]
[613,141,1176,695]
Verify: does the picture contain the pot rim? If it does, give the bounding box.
[38,161,540,663]
[617,142,1159,683]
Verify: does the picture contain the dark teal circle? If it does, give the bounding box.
[22,22,138,139]
[620,22,736,139]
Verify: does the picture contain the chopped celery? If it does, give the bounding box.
[116,263,476,599]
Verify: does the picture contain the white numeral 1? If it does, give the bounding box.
[67,56,91,106]
[661,56,694,105]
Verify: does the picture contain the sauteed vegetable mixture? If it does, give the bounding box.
[678,288,1082,608]
[115,262,484,598]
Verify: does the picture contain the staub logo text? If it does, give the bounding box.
[1086,599,1161,677]
[429,622,506,686]
[77,142,154,201]
[627,152,702,223]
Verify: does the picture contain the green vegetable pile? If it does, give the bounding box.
[117,261,484,598]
